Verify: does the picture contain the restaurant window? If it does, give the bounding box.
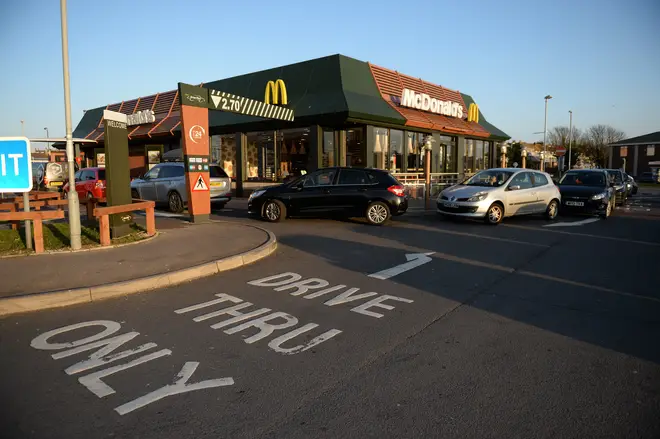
[483,141,490,169]
[464,139,475,174]
[406,132,425,172]
[347,127,366,167]
[322,131,335,167]
[646,145,655,156]
[373,128,389,170]
[389,129,404,173]
[245,131,277,181]
[475,140,484,171]
[278,128,309,180]
[211,134,236,178]
[620,146,628,157]
[442,136,457,173]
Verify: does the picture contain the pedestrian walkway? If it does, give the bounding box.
[0,220,274,299]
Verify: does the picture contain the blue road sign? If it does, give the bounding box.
[0,137,33,193]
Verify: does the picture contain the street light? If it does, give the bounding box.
[500,143,507,168]
[44,127,50,154]
[60,0,82,250]
[568,110,573,170]
[542,95,552,172]
[20,120,24,136]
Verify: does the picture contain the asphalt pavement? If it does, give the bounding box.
[1,205,659,438]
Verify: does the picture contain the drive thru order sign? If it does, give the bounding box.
[0,137,33,193]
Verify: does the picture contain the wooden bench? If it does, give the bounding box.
[93,200,156,246]
[0,210,65,254]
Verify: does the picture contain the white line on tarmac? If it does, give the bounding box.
[400,223,550,248]
[543,218,600,227]
[502,223,660,247]
[427,252,660,304]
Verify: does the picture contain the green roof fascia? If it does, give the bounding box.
[338,55,407,127]
[73,106,104,138]
[461,93,510,141]
[610,131,660,145]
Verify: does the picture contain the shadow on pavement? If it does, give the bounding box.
[277,232,660,365]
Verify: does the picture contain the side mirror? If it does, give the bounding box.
[508,185,521,191]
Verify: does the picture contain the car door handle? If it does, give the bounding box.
[358,187,368,192]
[323,189,331,194]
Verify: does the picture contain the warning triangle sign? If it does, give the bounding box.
[193,173,209,191]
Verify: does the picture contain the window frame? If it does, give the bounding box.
[336,169,375,186]
[508,171,534,190]
[302,169,338,187]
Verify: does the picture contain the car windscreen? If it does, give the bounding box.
[462,170,514,187]
[209,166,228,178]
[606,170,623,183]
[560,172,606,186]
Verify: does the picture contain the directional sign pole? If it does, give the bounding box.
[23,186,32,250]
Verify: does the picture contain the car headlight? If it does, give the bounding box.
[249,189,266,200]
[467,192,488,202]
[591,191,607,200]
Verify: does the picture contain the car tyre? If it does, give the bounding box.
[485,202,504,225]
[131,189,140,200]
[545,199,559,220]
[365,201,390,226]
[86,192,94,200]
[263,199,286,222]
[168,191,184,213]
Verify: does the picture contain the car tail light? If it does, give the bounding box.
[95,180,105,189]
[387,185,405,197]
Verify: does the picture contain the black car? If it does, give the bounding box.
[247,167,408,225]
[623,173,638,196]
[639,172,660,184]
[558,170,615,219]
[605,169,627,205]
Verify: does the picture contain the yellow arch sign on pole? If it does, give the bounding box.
[264,79,288,105]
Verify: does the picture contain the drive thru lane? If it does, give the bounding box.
[1,213,659,438]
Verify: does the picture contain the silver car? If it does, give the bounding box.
[131,162,232,213]
[436,168,561,225]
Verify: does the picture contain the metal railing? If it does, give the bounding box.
[393,172,472,199]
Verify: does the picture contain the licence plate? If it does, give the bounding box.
[50,181,63,186]
[210,182,224,187]
[444,202,458,208]
[565,201,584,207]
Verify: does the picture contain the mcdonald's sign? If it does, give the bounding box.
[264,79,288,105]
[467,103,479,123]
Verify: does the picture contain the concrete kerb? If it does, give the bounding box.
[0,223,277,317]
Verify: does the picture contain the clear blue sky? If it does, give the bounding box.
[1,0,658,144]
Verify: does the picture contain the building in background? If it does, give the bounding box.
[609,131,660,177]
[62,54,509,193]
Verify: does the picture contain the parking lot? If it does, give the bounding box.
[1,207,659,438]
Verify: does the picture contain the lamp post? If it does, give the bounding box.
[500,143,507,168]
[522,148,527,169]
[60,0,82,250]
[423,135,434,210]
[568,110,573,171]
[20,120,25,136]
[19,119,32,249]
[44,127,50,155]
[542,95,552,172]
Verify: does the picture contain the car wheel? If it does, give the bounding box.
[263,199,286,222]
[168,191,184,213]
[365,201,390,226]
[485,203,504,225]
[545,199,559,220]
[131,189,140,199]
[215,203,226,210]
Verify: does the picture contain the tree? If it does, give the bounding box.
[548,126,583,169]
[506,141,523,168]
[582,125,626,167]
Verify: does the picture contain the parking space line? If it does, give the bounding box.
[401,223,550,248]
[502,223,660,247]
[428,252,660,304]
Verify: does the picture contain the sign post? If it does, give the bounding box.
[0,137,33,249]
[103,110,134,237]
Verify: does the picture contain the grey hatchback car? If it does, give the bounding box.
[130,162,232,212]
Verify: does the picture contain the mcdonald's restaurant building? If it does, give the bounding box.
[69,54,510,195]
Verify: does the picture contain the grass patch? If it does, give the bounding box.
[0,222,147,255]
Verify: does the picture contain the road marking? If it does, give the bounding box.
[175,293,342,354]
[402,223,550,248]
[543,218,600,227]
[30,320,234,415]
[248,272,414,318]
[368,252,435,280]
[502,224,660,247]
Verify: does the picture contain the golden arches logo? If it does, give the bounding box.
[468,103,479,123]
[264,79,288,105]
